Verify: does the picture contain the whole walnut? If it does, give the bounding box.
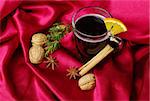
[29,46,45,64]
[78,73,96,90]
[31,33,47,46]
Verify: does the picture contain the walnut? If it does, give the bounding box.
[31,33,47,46]
[78,73,96,90]
[29,46,45,64]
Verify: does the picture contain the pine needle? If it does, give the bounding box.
[44,23,70,57]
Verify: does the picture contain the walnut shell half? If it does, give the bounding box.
[29,46,45,64]
[78,73,96,90]
[31,33,47,46]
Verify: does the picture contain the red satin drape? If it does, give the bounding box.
[0,0,149,101]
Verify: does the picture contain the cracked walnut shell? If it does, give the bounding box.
[29,46,45,64]
[78,73,96,90]
[31,33,47,46]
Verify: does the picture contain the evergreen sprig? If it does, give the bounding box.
[44,23,70,57]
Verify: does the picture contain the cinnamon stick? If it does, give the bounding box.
[79,44,114,76]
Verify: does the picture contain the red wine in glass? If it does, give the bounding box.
[74,14,109,60]
[72,7,112,61]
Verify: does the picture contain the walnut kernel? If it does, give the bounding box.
[31,33,47,46]
[29,46,45,64]
[78,73,96,90]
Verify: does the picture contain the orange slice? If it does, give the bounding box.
[104,18,127,35]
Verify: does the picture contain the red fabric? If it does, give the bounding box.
[0,0,149,100]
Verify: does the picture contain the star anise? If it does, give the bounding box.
[44,56,57,70]
[66,67,80,79]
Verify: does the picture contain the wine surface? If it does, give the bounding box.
[75,14,107,36]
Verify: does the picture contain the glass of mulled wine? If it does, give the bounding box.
[72,6,112,61]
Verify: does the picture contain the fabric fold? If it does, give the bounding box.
[0,0,149,101]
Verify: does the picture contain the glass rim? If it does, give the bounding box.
[72,6,112,38]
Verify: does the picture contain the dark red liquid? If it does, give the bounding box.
[75,15,107,35]
[74,15,108,61]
